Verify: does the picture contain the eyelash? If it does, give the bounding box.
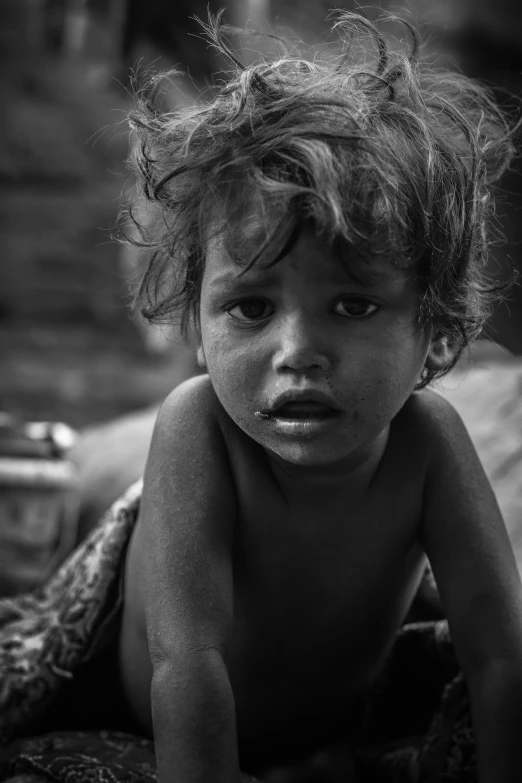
[333,298,379,318]
[227,299,273,323]
[226,297,379,323]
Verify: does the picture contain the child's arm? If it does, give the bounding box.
[419,391,522,783]
[138,376,240,783]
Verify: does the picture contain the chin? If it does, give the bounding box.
[264,439,359,468]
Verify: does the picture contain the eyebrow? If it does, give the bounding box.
[209,265,390,293]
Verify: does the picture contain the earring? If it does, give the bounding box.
[196,345,207,371]
[425,336,453,371]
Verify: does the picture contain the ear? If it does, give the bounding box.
[425,335,454,371]
[196,344,207,371]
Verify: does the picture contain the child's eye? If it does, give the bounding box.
[334,298,378,318]
[227,299,273,322]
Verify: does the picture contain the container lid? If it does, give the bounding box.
[0,457,76,488]
[0,413,77,459]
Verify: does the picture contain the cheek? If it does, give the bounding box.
[378,322,430,376]
[340,338,425,419]
[202,328,261,406]
[203,320,265,374]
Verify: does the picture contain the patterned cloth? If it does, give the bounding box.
[0,482,477,782]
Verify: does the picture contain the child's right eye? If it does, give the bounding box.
[227,299,272,322]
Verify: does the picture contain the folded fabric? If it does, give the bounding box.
[0,481,477,782]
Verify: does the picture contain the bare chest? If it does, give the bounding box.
[227,472,426,747]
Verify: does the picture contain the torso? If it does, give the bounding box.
[118,383,431,767]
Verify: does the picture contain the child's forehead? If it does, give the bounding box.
[221,200,283,255]
[206,215,407,287]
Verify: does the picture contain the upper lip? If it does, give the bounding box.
[264,389,340,415]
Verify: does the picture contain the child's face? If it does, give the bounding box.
[198,224,431,467]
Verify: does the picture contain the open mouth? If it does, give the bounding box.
[272,401,338,420]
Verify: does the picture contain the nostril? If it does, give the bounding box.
[272,327,331,373]
[276,355,330,373]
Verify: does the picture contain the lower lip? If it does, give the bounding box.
[268,414,340,438]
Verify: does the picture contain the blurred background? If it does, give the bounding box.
[1,0,521,431]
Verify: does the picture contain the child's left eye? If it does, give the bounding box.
[334,298,378,318]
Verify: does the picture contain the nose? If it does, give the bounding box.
[272,311,331,374]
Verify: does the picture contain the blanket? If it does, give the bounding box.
[0,482,477,783]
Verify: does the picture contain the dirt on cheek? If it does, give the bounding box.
[349,408,362,424]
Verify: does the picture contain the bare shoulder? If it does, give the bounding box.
[150,373,236,454]
[398,388,471,458]
[384,389,469,478]
[402,386,465,426]
[157,373,224,428]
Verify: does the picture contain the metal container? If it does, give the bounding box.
[0,415,79,596]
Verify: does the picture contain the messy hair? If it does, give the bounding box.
[127,10,518,387]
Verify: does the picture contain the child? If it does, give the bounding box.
[119,11,522,783]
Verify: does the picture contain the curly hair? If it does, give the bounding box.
[126,10,518,387]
